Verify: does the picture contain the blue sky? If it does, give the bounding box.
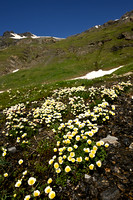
[0,0,133,38]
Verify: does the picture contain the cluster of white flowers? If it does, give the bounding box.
[1,147,7,157]
[1,81,132,199]
[32,97,67,126]
[52,86,86,99]
[44,81,132,199]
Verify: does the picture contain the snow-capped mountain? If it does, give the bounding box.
[10,32,39,39]
[2,31,65,40]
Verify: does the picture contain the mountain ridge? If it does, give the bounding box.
[2,31,65,40]
[1,10,133,40]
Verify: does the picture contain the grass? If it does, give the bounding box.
[0,62,132,111]
[113,62,133,75]
[0,53,133,92]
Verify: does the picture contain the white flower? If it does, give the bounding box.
[96,160,102,167]
[45,186,52,194]
[48,191,56,199]
[54,162,59,169]
[22,170,27,175]
[49,159,54,165]
[4,173,8,177]
[15,180,22,187]
[18,159,23,165]
[47,178,52,184]
[33,190,40,197]
[65,166,71,172]
[24,195,31,200]
[28,177,36,186]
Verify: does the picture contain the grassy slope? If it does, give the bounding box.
[0,63,133,111]
[0,22,133,91]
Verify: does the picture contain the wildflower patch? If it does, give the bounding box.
[0,80,132,199]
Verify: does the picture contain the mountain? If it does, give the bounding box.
[0,10,133,82]
[2,31,64,40]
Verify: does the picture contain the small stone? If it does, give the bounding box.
[114,166,120,173]
[85,174,91,180]
[112,161,116,164]
[8,147,16,153]
[105,168,111,173]
[123,138,130,146]
[129,142,133,149]
[102,135,119,145]
[113,173,127,180]
[79,182,86,192]
[117,183,125,192]
[100,186,120,200]
[97,177,109,190]
[129,174,133,183]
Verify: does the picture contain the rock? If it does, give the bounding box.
[103,20,118,27]
[117,33,125,39]
[102,135,119,145]
[129,142,133,149]
[72,193,79,200]
[8,146,16,153]
[97,177,109,190]
[84,174,91,182]
[119,10,133,22]
[117,183,125,192]
[19,32,33,37]
[114,166,120,173]
[122,138,130,146]
[3,31,14,37]
[123,32,133,40]
[117,32,133,40]
[89,184,98,198]
[111,44,133,52]
[100,186,120,200]
[129,174,133,183]
[79,181,86,192]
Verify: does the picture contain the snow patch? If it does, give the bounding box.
[53,37,65,40]
[95,25,100,28]
[73,66,124,80]
[10,32,65,40]
[0,91,4,94]
[10,33,27,39]
[12,69,19,73]
[31,34,40,39]
[38,36,65,40]
[123,16,129,20]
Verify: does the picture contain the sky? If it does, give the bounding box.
[0,0,133,38]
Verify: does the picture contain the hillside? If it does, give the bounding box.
[0,10,133,200]
[0,76,133,200]
[0,11,133,91]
